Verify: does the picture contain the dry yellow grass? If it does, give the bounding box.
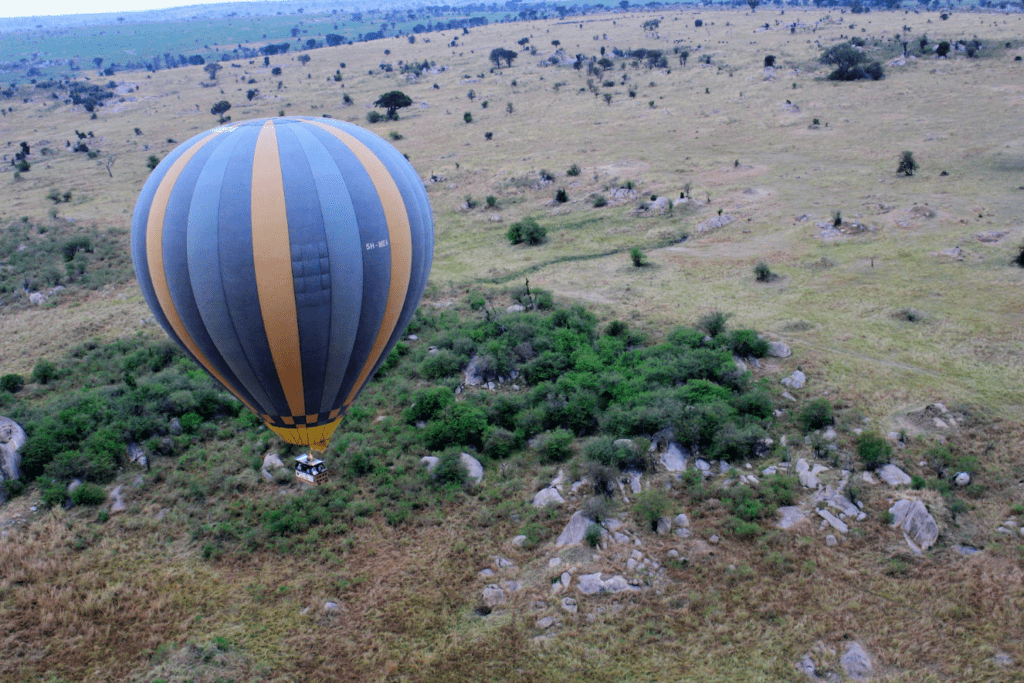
[2,8,1024,682]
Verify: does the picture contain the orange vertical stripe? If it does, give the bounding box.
[145,132,260,417]
[251,120,306,418]
[302,120,413,406]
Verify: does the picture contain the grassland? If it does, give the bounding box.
[2,6,1024,682]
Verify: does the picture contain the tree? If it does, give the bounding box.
[246,88,259,101]
[764,55,776,68]
[298,54,311,65]
[210,100,232,123]
[820,42,884,81]
[463,111,473,123]
[897,151,918,176]
[203,63,222,80]
[374,91,412,120]
[747,0,761,10]
[489,47,517,68]
[936,41,951,58]
[103,153,116,178]
[93,57,103,71]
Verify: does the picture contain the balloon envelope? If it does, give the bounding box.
[131,117,433,451]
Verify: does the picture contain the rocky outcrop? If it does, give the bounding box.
[0,417,27,501]
[890,499,939,551]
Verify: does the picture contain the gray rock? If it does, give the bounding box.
[125,442,148,469]
[532,487,565,508]
[536,616,555,629]
[109,485,126,514]
[695,459,711,473]
[696,214,734,234]
[781,370,806,389]
[507,304,525,312]
[776,506,807,530]
[0,417,27,499]
[890,499,939,551]
[660,441,688,472]
[656,517,672,535]
[822,426,838,442]
[817,509,848,534]
[168,417,183,436]
[420,455,439,470]
[625,469,642,493]
[826,534,838,547]
[482,585,506,608]
[463,355,487,386]
[478,568,495,579]
[323,601,339,613]
[512,535,528,547]
[840,641,872,681]
[673,513,690,528]
[561,571,571,587]
[767,341,792,358]
[993,651,1014,666]
[861,471,877,485]
[577,573,605,595]
[29,291,46,306]
[954,472,970,487]
[561,597,578,613]
[556,511,596,547]
[459,452,484,484]
[796,654,817,678]
[68,479,83,493]
[878,464,912,487]
[602,576,637,593]
[263,452,285,471]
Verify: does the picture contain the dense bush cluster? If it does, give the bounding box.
[820,42,884,81]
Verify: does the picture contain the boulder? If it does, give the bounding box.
[29,291,46,306]
[125,442,148,469]
[482,585,506,608]
[109,485,126,514]
[420,455,439,470]
[532,487,565,508]
[556,510,595,547]
[890,499,939,551]
[954,472,970,487]
[673,513,690,528]
[0,417,27,499]
[460,452,484,484]
[696,214,734,234]
[263,452,285,471]
[878,464,912,487]
[463,355,486,386]
[577,572,604,595]
[817,509,848,534]
[656,517,672,535]
[776,506,807,530]
[781,370,806,389]
[767,341,791,358]
[168,417,183,436]
[560,597,578,613]
[660,442,688,472]
[840,642,872,681]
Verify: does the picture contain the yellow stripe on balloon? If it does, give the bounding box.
[145,131,260,417]
[251,120,306,419]
[302,119,413,407]
[270,419,342,453]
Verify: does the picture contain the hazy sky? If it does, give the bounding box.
[2,1,261,19]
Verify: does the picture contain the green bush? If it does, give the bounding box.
[32,360,59,385]
[535,428,574,463]
[419,349,465,379]
[554,188,568,204]
[566,163,581,176]
[697,310,731,338]
[754,262,772,282]
[633,489,670,532]
[855,431,891,470]
[431,451,468,488]
[71,482,108,506]
[799,398,833,432]
[506,217,547,246]
[630,247,646,267]
[727,330,770,358]
[0,374,24,393]
[38,477,67,508]
[366,111,385,123]
[584,522,603,547]
[180,412,203,433]
[483,427,520,458]
[424,403,488,451]
[402,386,454,423]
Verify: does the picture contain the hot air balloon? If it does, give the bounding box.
[131,117,433,452]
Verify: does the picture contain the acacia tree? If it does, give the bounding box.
[897,151,918,176]
[489,47,517,67]
[374,91,412,120]
[747,0,760,11]
[210,100,232,123]
[203,63,222,80]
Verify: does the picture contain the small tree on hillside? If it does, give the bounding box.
[747,0,761,11]
[203,63,222,80]
[210,100,232,123]
[489,47,517,68]
[764,55,776,68]
[820,42,884,81]
[374,91,412,120]
[897,151,918,176]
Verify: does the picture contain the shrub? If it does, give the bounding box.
[584,522,603,547]
[402,386,454,423]
[0,374,24,393]
[799,398,833,432]
[463,111,473,123]
[727,330,770,358]
[146,155,160,170]
[419,349,465,379]
[431,451,468,488]
[764,55,776,68]
[855,432,891,470]
[71,482,107,506]
[567,163,581,176]
[180,412,203,433]
[535,428,574,463]
[630,247,646,268]
[485,195,497,208]
[366,111,385,123]
[484,427,520,458]
[554,188,568,204]
[754,261,772,282]
[591,194,607,208]
[897,150,918,176]
[38,477,67,508]
[697,310,731,338]
[633,489,671,532]
[936,41,951,58]
[1014,244,1024,268]
[506,217,547,246]
[424,403,488,450]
